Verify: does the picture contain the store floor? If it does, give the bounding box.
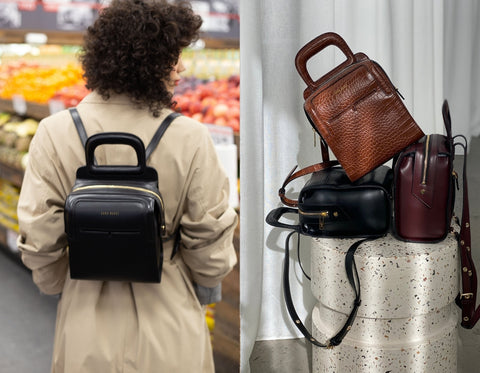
[250,136,480,373]
[0,226,239,373]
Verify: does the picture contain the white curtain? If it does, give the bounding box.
[444,0,480,140]
[239,1,480,372]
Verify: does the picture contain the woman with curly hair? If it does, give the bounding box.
[16,0,238,372]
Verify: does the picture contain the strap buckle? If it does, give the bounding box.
[460,293,474,300]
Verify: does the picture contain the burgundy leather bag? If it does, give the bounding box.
[394,100,480,328]
[295,32,424,182]
[394,101,456,242]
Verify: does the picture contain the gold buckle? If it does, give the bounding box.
[460,293,474,300]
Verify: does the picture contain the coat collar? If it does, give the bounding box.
[80,91,133,106]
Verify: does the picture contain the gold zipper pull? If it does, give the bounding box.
[319,211,329,230]
[421,135,430,186]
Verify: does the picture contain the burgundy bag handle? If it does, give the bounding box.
[442,100,480,328]
[295,32,361,99]
[455,135,480,327]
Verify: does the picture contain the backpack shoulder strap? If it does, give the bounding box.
[145,111,181,259]
[145,112,181,160]
[68,108,181,164]
[69,107,88,147]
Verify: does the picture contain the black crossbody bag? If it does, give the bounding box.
[266,165,393,347]
[64,108,180,283]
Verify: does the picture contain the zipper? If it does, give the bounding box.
[372,61,405,99]
[421,135,431,185]
[299,210,336,230]
[313,60,402,100]
[72,184,164,210]
[72,184,166,234]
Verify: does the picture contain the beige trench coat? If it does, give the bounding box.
[17,92,238,373]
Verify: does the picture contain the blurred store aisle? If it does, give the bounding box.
[0,251,57,372]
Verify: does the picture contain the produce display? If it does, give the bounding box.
[0,61,38,93]
[0,178,20,233]
[0,46,240,174]
[173,75,240,132]
[0,112,38,170]
[50,83,91,108]
[181,49,239,80]
[206,303,216,338]
[0,62,84,104]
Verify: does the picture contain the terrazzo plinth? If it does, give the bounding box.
[310,233,459,372]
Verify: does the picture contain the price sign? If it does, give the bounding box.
[12,95,27,116]
[49,99,66,114]
[6,229,19,254]
[204,123,234,145]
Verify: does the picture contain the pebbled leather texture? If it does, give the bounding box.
[296,32,424,182]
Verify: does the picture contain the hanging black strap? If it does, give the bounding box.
[283,231,374,348]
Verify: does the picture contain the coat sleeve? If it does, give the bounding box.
[179,127,238,288]
[16,123,69,295]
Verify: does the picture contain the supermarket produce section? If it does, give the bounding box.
[0,43,240,372]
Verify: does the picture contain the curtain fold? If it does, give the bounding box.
[444,0,480,140]
[240,1,479,372]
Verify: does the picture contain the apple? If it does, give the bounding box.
[226,105,240,120]
[189,101,202,115]
[191,112,204,122]
[214,117,227,126]
[227,118,240,132]
[213,103,229,118]
[201,96,217,107]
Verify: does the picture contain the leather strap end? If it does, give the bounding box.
[279,165,300,207]
[281,165,298,189]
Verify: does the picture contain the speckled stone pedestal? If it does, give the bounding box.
[310,233,459,372]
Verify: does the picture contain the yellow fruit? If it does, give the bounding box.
[1,63,84,104]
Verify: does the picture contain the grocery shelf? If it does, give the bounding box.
[0,30,238,49]
[0,99,50,121]
[0,30,85,46]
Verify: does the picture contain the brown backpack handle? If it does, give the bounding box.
[295,32,358,99]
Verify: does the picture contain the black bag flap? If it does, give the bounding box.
[301,165,393,194]
[297,165,392,237]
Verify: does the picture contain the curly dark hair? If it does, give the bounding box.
[79,0,202,117]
